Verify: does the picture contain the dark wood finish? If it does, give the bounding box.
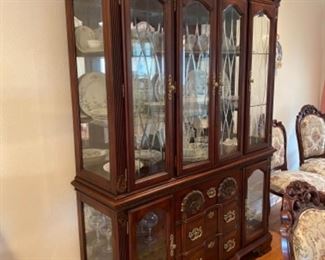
[272,120,288,171]
[296,104,325,165]
[244,1,278,153]
[65,0,281,259]
[280,181,325,260]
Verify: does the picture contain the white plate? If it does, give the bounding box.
[79,72,107,119]
[83,148,108,166]
[75,26,103,53]
[135,150,162,165]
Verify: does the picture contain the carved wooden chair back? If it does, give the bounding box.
[296,105,325,165]
[280,180,325,260]
[272,120,288,171]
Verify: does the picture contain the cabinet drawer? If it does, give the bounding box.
[222,200,240,234]
[182,215,205,252]
[205,206,219,236]
[221,231,240,260]
[182,246,205,260]
[205,236,219,260]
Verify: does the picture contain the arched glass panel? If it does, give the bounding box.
[182,2,210,165]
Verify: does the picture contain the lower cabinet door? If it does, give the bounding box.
[129,196,175,260]
[244,160,269,244]
[77,192,120,260]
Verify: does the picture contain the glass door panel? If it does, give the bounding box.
[83,203,114,260]
[129,197,173,260]
[73,0,110,179]
[130,0,166,180]
[248,13,270,147]
[219,6,242,158]
[245,169,265,240]
[182,1,211,165]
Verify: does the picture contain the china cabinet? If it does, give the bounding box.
[65,0,281,259]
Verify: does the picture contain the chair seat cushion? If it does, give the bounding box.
[293,208,325,260]
[270,170,325,195]
[300,158,325,177]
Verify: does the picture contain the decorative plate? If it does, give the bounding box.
[82,148,108,166]
[79,72,107,120]
[75,26,103,53]
[135,150,162,165]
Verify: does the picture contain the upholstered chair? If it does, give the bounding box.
[280,181,325,260]
[270,120,325,196]
[296,105,325,176]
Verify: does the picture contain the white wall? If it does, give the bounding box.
[0,0,324,260]
[274,0,325,170]
[0,1,80,260]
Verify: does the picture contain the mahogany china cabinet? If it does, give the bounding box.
[65,0,281,259]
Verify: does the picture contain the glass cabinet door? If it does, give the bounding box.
[125,0,174,189]
[129,196,174,260]
[246,4,276,151]
[244,161,268,244]
[217,2,246,160]
[72,0,111,180]
[178,0,216,173]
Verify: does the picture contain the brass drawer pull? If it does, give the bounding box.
[207,210,215,219]
[207,187,216,199]
[188,226,203,241]
[224,210,236,223]
[208,241,216,249]
[168,75,176,101]
[170,234,176,257]
[224,239,236,252]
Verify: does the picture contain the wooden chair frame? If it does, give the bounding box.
[296,104,325,165]
[280,180,325,260]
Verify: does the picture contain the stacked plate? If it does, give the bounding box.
[75,25,104,53]
[79,72,107,123]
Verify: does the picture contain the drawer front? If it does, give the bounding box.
[182,246,205,260]
[177,182,217,221]
[182,215,205,251]
[222,200,240,234]
[205,206,219,236]
[205,236,219,260]
[221,231,240,260]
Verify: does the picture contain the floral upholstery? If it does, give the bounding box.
[271,170,325,194]
[300,158,325,177]
[293,208,325,260]
[271,126,285,169]
[300,115,325,158]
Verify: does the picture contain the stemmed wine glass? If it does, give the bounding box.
[140,212,159,245]
[88,211,106,249]
[99,216,113,254]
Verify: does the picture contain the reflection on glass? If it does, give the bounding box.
[245,170,264,235]
[182,2,210,164]
[84,204,113,260]
[249,13,270,146]
[219,6,241,157]
[74,0,110,179]
[136,210,167,260]
[130,0,166,179]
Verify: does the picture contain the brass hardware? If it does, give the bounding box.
[207,187,216,199]
[224,239,236,252]
[188,226,203,241]
[208,241,216,249]
[170,234,176,256]
[168,75,176,101]
[224,210,236,223]
[207,211,215,219]
[212,74,219,93]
